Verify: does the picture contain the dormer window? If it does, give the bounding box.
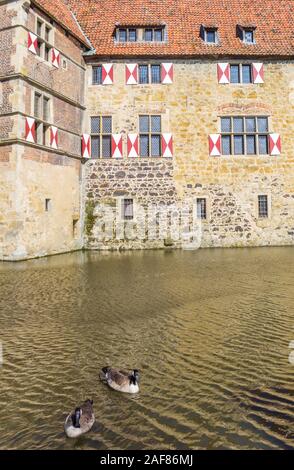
[237,25,256,44]
[243,29,254,44]
[201,26,218,44]
[115,26,165,43]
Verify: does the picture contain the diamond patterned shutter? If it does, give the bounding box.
[25,117,36,143]
[252,63,264,84]
[112,134,123,158]
[217,63,230,84]
[126,64,138,85]
[162,133,173,157]
[28,32,38,55]
[161,64,174,84]
[82,134,91,158]
[52,49,61,68]
[269,133,281,155]
[50,126,58,149]
[209,134,221,156]
[127,134,139,157]
[102,64,114,85]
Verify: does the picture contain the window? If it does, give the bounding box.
[144,27,164,42]
[139,64,161,84]
[243,29,254,44]
[33,92,51,145]
[221,116,269,156]
[45,199,51,212]
[258,195,269,218]
[197,198,207,220]
[230,64,252,84]
[139,115,161,157]
[203,28,218,44]
[116,28,137,42]
[122,199,134,220]
[35,17,52,62]
[92,66,102,85]
[91,116,112,158]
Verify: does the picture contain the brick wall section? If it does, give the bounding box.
[0,3,17,75]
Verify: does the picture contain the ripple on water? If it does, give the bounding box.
[0,247,294,450]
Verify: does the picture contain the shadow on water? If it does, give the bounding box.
[0,247,294,450]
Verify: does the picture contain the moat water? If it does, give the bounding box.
[0,247,293,450]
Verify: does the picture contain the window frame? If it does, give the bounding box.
[92,65,103,85]
[121,198,134,221]
[204,28,218,44]
[35,15,53,63]
[138,64,162,84]
[220,116,270,156]
[33,90,51,146]
[196,198,208,220]
[230,63,253,84]
[144,27,164,42]
[90,115,113,159]
[139,115,162,158]
[257,194,270,219]
[243,29,255,44]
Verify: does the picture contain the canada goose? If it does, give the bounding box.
[64,399,95,438]
[100,367,140,394]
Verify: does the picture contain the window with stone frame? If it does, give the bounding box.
[138,64,161,84]
[35,17,53,62]
[258,195,269,218]
[116,28,137,42]
[144,27,164,42]
[91,116,112,158]
[221,116,269,156]
[92,66,103,85]
[139,115,162,157]
[122,199,134,220]
[196,198,207,220]
[33,91,51,146]
[230,64,253,84]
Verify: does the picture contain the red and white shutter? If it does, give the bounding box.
[209,134,221,156]
[161,63,174,84]
[50,126,58,149]
[112,134,123,158]
[162,133,173,157]
[102,64,114,85]
[252,63,264,84]
[25,117,36,143]
[269,133,281,155]
[82,134,91,159]
[52,49,61,68]
[126,64,138,85]
[28,32,37,55]
[217,63,230,84]
[127,134,139,158]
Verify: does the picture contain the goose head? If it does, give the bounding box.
[72,407,82,428]
[130,369,140,385]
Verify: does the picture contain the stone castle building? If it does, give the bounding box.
[0,0,293,260]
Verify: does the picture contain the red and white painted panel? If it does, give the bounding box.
[217,63,230,84]
[25,117,36,143]
[82,134,91,159]
[161,64,174,84]
[28,32,38,55]
[127,134,139,158]
[162,133,173,157]
[126,64,138,85]
[50,126,58,149]
[269,133,281,155]
[112,134,123,158]
[252,63,264,84]
[102,64,114,85]
[209,134,221,156]
[51,49,61,68]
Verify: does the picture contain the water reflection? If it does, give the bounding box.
[0,247,293,449]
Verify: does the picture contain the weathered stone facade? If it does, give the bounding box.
[1,0,294,259]
[83,60,294,250]
[0,0,86,260]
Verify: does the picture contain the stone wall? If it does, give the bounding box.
[84,59,294,250]
[0,0,85,260]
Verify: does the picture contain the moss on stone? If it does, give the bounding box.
[85,200,95,236]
